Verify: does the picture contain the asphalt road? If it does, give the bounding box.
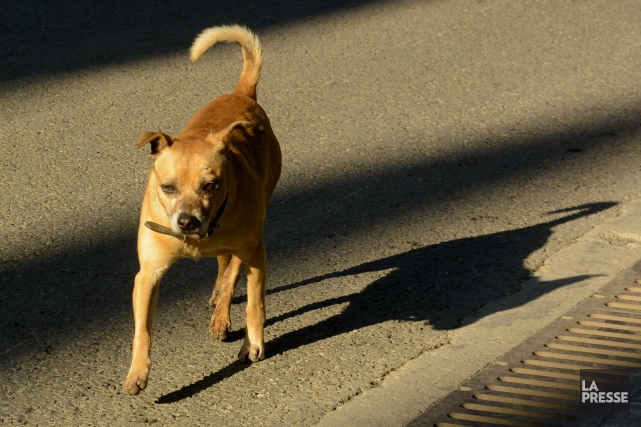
[2,0,641,425]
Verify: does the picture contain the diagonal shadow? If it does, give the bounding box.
[155,201,614,402]
[155,361,251,404]
[0,107,637,367]
[0,0,388,82]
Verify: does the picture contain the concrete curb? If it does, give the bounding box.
[316,198,641,427]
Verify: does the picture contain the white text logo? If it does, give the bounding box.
[581,380,629,404]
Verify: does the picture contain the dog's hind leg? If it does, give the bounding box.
[210,255,231,307]
[210,254,242,340]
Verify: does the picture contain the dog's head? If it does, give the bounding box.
[135,121,250,238]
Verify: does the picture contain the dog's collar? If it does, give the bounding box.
[144,193,228,243]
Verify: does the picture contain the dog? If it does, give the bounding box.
[122,25,281,395]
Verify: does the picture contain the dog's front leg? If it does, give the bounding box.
[122,263,169,395]
[238,241,267,362]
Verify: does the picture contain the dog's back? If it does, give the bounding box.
[181,25,281,205]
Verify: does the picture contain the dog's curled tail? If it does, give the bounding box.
[190,25,263,100]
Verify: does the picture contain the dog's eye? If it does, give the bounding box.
[202,181,218,192]
[161,184,176,194]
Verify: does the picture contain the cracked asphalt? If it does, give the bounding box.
[2,0,641,425]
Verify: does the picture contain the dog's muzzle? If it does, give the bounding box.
[176,213,202,234]
[144,194,228,242]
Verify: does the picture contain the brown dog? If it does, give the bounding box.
[122,25,281,395]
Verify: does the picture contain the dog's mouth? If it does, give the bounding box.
[181,229,208,240]
[144,221,201,240]
[174,217,221,241]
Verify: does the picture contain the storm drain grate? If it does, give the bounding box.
[407,261,641,427]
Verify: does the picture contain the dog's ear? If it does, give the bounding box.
[206,121,253,145]
[134,132,173,155]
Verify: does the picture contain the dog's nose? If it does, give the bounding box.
[177,213,198,232]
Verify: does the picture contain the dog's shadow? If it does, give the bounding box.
[156,201,613,403]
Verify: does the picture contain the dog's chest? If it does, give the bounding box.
[180,237,237,260]
[180,243,204,261]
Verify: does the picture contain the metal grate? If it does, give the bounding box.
[407,261,641,427]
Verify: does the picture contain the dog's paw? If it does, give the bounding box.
[122,370,149,396]
[210,312,232,340]
[238,338,264,363]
